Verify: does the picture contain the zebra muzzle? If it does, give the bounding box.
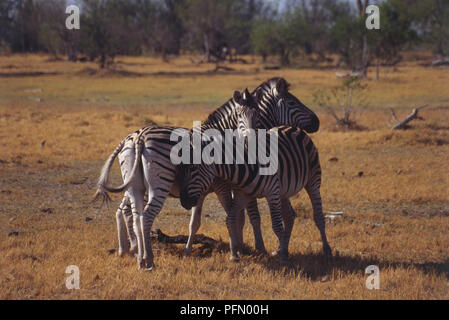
[180,189,196,210]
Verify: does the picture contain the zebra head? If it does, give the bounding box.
[233,88,260,137]
[255,77,320,133]
[179,163,215,211]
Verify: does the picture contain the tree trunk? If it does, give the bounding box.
[99,53,106,69]
[376,58,380,80]
[203,33,210,63]
[262,53,267,63]
[356,0,369,78]
[361,34,368,78]
[280,46,290,66]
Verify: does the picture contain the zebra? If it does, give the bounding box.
[95,78,320,268]
[179,125,332,264]
[96,89,262,270]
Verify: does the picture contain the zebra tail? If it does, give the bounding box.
[100,134,144,194]
[93,139,127,205]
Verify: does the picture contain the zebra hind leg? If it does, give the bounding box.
[226,192,250,262]
[116,196,130,257]
[305,184,332,261]
[128,188,146,270]
[139,187,170,270]
[121,193,139,255]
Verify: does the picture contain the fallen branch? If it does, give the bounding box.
[389,105,428,130]
[429,57,449,67]
[336,71,363,78]
[213,65,235,72]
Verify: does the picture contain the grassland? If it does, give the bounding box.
[0,54,448,299]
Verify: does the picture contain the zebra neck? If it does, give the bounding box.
[213,162,260,189]
[190,118,238,136]
[201,99,238,132]
[258,95,280,129]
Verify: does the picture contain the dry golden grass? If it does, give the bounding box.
[0,54,448,299]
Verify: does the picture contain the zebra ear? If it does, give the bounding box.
[243,88,257,109]
[233,90,243,105]
[275,78,290,96]
[241,88,249,103]
[242,88,250,100]
[255,88,264,104]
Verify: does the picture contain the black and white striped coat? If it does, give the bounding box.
[95,78,320,269]
[179,126,332,263]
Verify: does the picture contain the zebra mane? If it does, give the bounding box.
[203,77,290,127]
[203,98,236,126]
[255,77,291,95]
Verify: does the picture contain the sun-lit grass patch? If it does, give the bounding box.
[0,54,448,299]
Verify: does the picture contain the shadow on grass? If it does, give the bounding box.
[156,234,449,281]
[74,67,250,78]
[0,72,60,77]
[257,251,449,282]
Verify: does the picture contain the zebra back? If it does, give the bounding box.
[180,126,321,208]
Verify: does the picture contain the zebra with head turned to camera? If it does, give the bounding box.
[184,77,321,254]
[179,125,332,264]
[95,78,321,269]
[95,89,263,270]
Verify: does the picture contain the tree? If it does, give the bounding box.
[11,0,42,52]
[313,76,368,130]
[329,10,365,70]
[179,0,262,62]
[251,8,307,66]
[151,0,185,59]
[356,0,369,78]
[81,0,140,68]
[37,0,67,59]
[0,0,16,51]
[414,0,449,57]
[369,0,416,79]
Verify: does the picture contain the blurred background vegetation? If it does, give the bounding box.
[0,0,447,70]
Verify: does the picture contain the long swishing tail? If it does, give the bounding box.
[93,134,143,203]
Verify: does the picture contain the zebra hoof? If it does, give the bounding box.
[229,255,240,262]
[129,246,138,255]
[140,261,155,271]
[255,245,267,254]
[323,245,333,264]
[183,247,192,256]
[144,265,155,272]
[118,249,127,257]
[280,255,289,265]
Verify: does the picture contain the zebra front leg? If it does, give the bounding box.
[185,194,205,255]
[236,207,246,254]
[306,184,332,260]
[266,190,288,264]
[246,199,266,254]
[226,191,249,261]
[272,198,296,256]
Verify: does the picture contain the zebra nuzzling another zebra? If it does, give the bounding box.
[95,88,262,270]
[95,78,322,269]
[179,126,332,263]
